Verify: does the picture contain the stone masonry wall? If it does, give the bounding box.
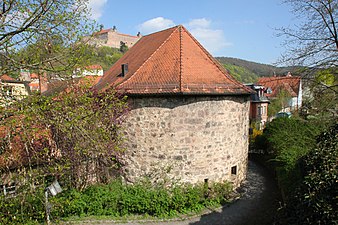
[122,95,250,188]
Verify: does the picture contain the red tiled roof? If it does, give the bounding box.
[0,74,15,81]
[96,28,111,35]
[257,76,301,98]
[94,25,252,95]
[30,73,39,79]
[85,64,103,70]
[44,76,101,96]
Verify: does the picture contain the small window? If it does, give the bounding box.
[231,166,237,175]
[204,178,209,189]
[1,183,16,197]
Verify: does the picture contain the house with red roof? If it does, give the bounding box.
[257,73,302,113]
[0,74,31,105]
[94,25,253,187]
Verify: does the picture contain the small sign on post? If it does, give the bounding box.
[47,180,63,196]
[45,180,62,225]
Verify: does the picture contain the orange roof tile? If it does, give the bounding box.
[30,73,39,79]
[0,74,15,81]
[86,64,103,70]
[94,25,252,95]
[96,28,111,35]
[44,76,101,96]
[257,76,301,98]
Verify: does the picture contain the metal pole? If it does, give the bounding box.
[45,190,50,225]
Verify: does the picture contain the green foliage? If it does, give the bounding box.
[0,83,128,190]
[315,68,336,86]
[222,63,258,83]
[0,188,45,225]
[275,123,338,225]
[256,117,322,196]
[301,67,337,127]
[85,46,123,71]
[216,57,300,77]
[267,90,292,117]
[119,41,129,53]
[0,180,234,224]
[0,0,97,76]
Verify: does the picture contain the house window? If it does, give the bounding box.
[231,166,237,175]
[1,183,16,197]
[3,86,13,96]
[258,106,262,116]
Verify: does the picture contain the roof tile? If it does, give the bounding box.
[94,25,252,95]
[257,76,301,97]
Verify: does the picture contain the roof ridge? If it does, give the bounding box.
[181,26,252,92]
[115,32,139,38]
[118,27,180,87]
[142,25,181,37]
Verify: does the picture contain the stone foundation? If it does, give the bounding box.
[122,95,250,187]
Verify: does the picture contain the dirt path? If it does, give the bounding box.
[69,160,281,225]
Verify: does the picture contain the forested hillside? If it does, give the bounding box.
[222,63,258,83]
[217,57,300,80]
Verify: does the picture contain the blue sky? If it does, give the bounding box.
[87,0,296,65]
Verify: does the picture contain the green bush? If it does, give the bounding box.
[256,117,322,196]
[1,179,234,224]
[0,188,45,225]
[276,123,337,225]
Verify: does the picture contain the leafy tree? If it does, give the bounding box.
[85,46,123,71]
[0,0,97,77]
[119,41,129,53]
[0,82,128,190]
[278,0,337,69]
[267,89,292,116]
[277,0,337,124]
[301,67,337,126]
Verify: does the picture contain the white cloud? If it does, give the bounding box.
[189,27,232,54]
[186,18,232,55]
[87,0,107,20]
[138,17,175,34]
[137,17,231,55]
[187,18,211,28]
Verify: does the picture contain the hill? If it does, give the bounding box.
[221,63,259,83]
[216,57,300,82]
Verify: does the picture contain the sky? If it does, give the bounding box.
[87,0,297,65]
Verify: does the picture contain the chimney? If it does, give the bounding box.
[121,64,128,77]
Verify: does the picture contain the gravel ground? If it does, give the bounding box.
[65,160,281,225]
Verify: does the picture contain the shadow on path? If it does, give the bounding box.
[188,160,281,225]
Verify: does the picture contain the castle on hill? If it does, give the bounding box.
[85,26,141,49]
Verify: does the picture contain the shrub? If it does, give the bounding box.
[276,123,337,225]
[256,117,322,197]
[0,179,234,224]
